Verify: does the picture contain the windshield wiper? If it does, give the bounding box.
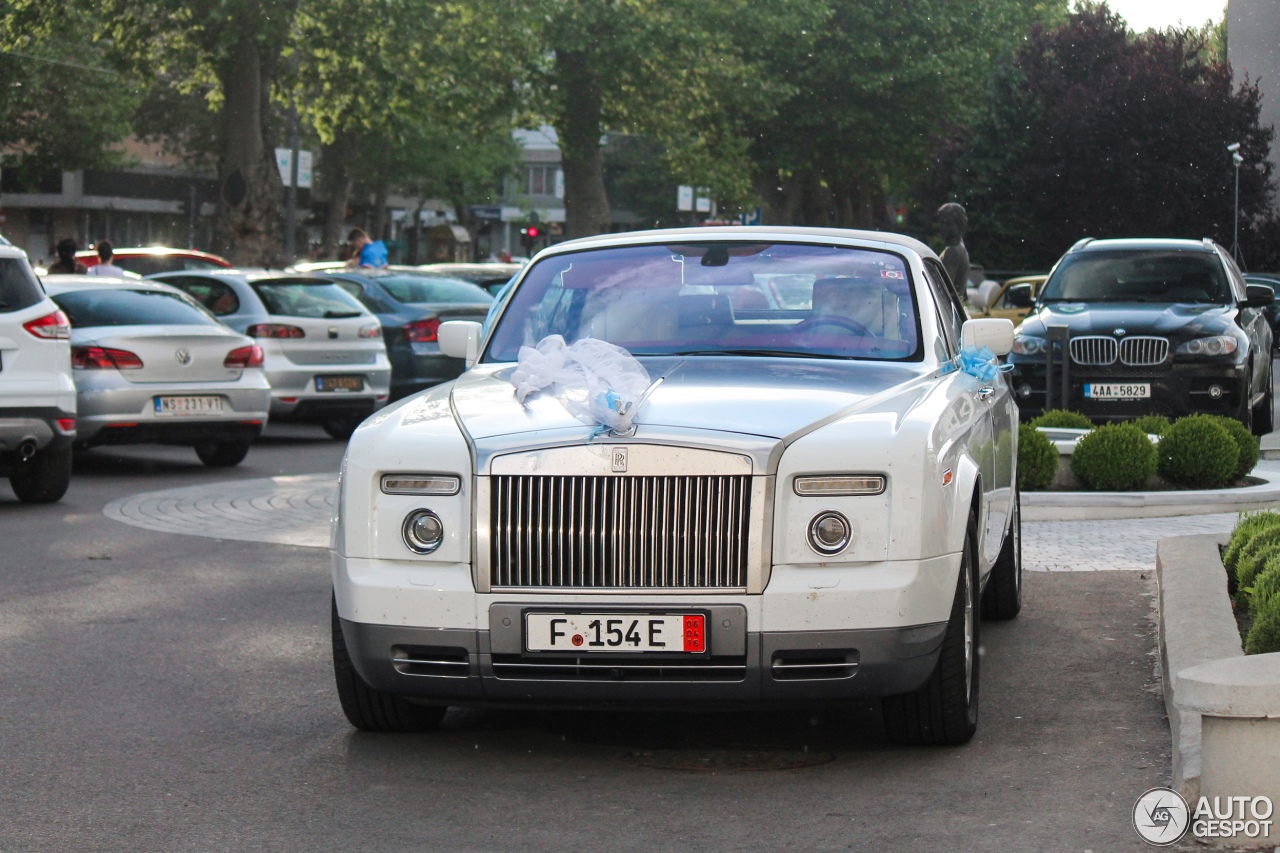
[323,310,362,318]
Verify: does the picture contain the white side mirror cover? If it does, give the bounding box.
[438,320,482,366]
[960,318,1016,357]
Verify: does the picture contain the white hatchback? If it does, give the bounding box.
[0,247,76,502]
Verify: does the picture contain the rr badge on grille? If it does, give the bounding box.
[611,447,628,473]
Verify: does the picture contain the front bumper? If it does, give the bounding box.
[339,617,946,708]
[1009,359,1248,421]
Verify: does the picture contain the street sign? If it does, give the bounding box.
[296,150,312,189]
[738,207,762,226]
[677,185,694,212]
[274,148,313,188]
[695,196,711,213]
[554,169,564,199]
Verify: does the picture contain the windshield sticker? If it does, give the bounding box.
[881,269,905,279]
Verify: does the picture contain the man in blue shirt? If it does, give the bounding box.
[346,228,388,268]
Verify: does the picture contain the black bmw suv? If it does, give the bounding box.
[1007,238,1275,434]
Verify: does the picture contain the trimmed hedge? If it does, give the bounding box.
[1157,414,1238,488]
[1249,556,1280,604]
[1030,409,1093,430]
[1245,595,1280,654]
[1018,424,1058,492]
[1212,415,1259,481]
[1224,511,1280,578]
[1236,526,1280,603]
[1070,422,1157,490]
[1131,414,1171,436]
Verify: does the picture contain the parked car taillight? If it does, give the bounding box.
[404,317,441,343]
[246,323,305,338]
[224,345,265,368]
[72,346,144,369]
[358,322,381,339]
[23,310,71,340]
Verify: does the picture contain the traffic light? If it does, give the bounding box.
[520,225,541,253]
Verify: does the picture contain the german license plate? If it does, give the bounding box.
[1084,382,1150,400]
[154,396,224,415]
[525,613,706,653]
[315,375,364,392]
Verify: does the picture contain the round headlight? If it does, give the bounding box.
[402,509,444,554]
[808,511,850,555]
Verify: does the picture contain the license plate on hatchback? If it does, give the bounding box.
[1084,382,1150,400]
[525,613,706,653]
[154,396,224,415]
[315,375,364,392]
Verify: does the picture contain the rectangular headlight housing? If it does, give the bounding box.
[793,475,886,496]
[380,473,461,496]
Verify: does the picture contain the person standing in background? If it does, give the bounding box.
[346,228,388,268]
[86,240,126,277]
[46,238,87,274]
[936,203,970,300]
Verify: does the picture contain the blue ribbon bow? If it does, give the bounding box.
[942,345,1015,384]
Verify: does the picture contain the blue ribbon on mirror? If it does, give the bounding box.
[940,345,1015,384]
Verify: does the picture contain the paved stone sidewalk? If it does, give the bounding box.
[103,473,1247,572]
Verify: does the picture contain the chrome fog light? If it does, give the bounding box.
[1208,384,1224,399]
[794,475,885,496]
[808,511,851,555]
[402,509,444,554]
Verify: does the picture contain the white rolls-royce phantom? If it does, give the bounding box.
[330,227,1020,746]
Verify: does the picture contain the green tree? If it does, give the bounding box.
[949,5,1274,268]
[748,0,1063,229]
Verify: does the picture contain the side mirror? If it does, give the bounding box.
[438,320,482,366]
[961,318,1016,357]
[1004,283,1034,309]
[1245,283,1275,308]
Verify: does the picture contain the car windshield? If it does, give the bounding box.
[484,242,921,362]
[1040,250,1231,303]
[251,279,366,318]
[372,274,492,305]
[52,288,218,327]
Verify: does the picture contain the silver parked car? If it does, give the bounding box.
[43,276,271,467]
[150,271,392,438]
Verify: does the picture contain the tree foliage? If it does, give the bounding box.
[949,4,1275,268]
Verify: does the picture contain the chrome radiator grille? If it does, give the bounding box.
[1069,336,1118,365]
[490,474,751,590]
[1118,336,1169,366]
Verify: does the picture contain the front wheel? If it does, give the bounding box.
[8,444,72,504]
[882,511,980,746]
[1253,366,1274,436]
[332,598,446,733]
[194,440,252,467]
[982,487,1022,620]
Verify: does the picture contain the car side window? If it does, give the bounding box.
[337,281,382,313]
[163,275,241,316]
[923,260,963,357]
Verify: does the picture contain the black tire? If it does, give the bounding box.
[882,512,980,746]
[321,416,362,441]
[982,487,1022,620]
[194,440,252,467]
[1239,375,1255,434]
[332,598,446,733]
[8,444,72,504]
[1253,366,1274,436]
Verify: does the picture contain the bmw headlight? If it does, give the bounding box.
[1011,334,1047,356]
[1176,336,1239,357]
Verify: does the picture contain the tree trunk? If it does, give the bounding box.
[212,35,284,266]
[319,132,357,259]
[555,50,611,239]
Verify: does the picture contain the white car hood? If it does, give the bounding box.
[451,356,930,441]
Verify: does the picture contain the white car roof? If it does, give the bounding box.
[41,275,190,297]
[538,225,938,262]
[0,244,30,261]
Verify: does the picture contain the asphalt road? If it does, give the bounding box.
[1,426,1172,852]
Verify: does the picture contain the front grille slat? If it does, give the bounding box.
[1119,335,1168,366]
[491,474,750,590]
[1070,335,1118,365]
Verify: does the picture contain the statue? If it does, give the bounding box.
[937,203,970,295]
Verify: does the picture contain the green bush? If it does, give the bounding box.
[1030,409,1093,430]
[1070,422,1157,490]
[1248,557,1280,606]
[1235,526,1280,602]
[1224,512,1280,577]
[1212,415,1259,481]
[1157,414,1238,488]
[1130,414,1171,436]
[1245,594,1280,654]
[1018,424,1058,491]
